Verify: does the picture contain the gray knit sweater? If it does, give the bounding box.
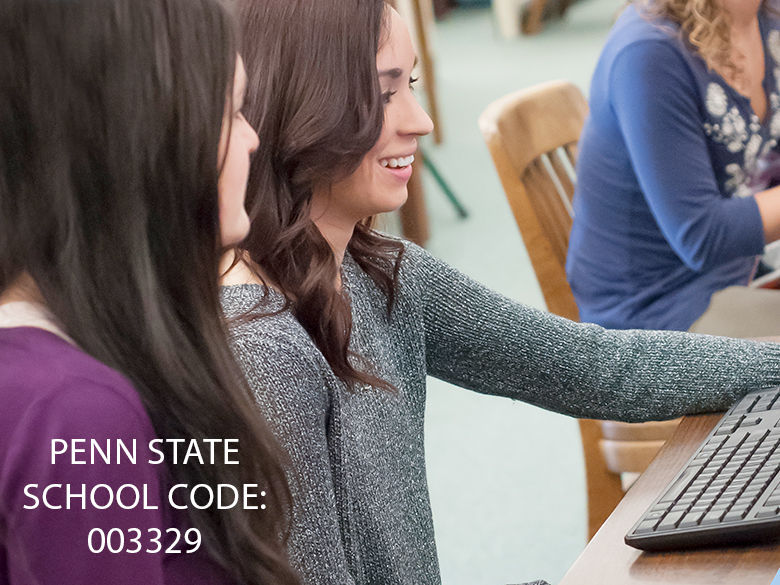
[221,241,780,585]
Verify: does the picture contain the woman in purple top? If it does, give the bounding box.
[0,1,299,584]
[567,0,780,330]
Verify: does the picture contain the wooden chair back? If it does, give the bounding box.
[479,80,679,540]
[479,80,583,320]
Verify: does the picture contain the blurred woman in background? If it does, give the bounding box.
[567,0,780,330]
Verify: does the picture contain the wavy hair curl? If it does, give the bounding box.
[236,0,402,392]
[637,0,770,82]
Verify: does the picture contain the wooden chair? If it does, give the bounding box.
[478,80,680,540]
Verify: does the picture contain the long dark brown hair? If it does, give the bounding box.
[237,0,404,391]
[0,0,298,583]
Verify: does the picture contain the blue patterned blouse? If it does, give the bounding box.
[567,5,780,330]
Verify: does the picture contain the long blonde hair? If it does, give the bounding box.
[637,0,768,82]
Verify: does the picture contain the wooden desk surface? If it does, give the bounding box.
[560,414,780,585]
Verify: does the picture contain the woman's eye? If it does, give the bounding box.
[409,76,419,91]
[382,90,397,104]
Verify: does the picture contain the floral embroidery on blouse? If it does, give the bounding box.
[703,85,749,156]
[768,29,780,64]
[705,82,728,117]
[745,133,763,168]
[701,29,780,197]
[724,164,752,198]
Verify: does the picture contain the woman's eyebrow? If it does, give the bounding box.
[379,57,420,79]
[378,67,403,79]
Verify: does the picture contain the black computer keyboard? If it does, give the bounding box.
[625,387,780,551]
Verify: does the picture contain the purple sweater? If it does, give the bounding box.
[0,327,236,585]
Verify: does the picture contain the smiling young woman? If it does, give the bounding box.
[223,1,780,584]
[308,10,433,236]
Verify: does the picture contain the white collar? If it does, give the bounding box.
[0,301,76,345]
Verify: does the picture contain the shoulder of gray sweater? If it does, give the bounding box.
[220,285,332,377]
[369,232,438,287]
[393,236,496,304]
[228,313,338,412]
[362,233,495,316]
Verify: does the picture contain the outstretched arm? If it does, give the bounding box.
[408,243,780,422]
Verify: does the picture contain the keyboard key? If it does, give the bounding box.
[700,510,725,525]
[678,513,704,528]
[754,507,780,519]
[716,497,737,509]
[753,400,773,412]
[657,511,686,530]
[723,510,748,522]
[716,416,744,434]
[744,496,760,507]
[678,495,697,505]
[734,395,759,414]
[633,519,660,534]
[658,468,697,504]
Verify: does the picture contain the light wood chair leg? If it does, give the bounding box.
[411,0,443,144]
[579,419,624,540]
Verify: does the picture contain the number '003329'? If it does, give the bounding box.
[87,527,201,554]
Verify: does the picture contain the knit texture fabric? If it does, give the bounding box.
[221,240,780,585]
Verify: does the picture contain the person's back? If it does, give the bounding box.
[567,4,779,330]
